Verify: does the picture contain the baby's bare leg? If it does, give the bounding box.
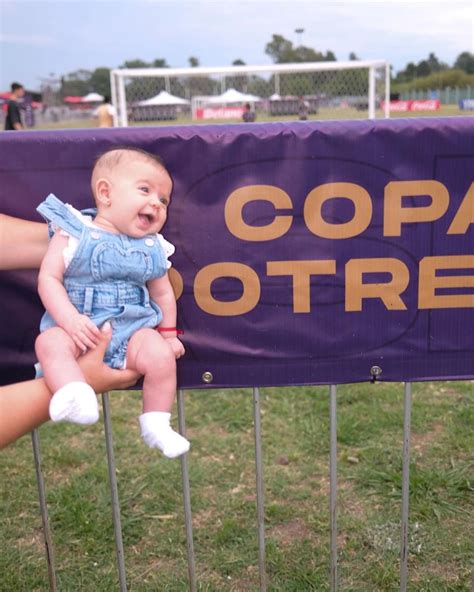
[126,328,177,412]
[126,328,190,458]
[35,327,99,425]
[36,327,85,392]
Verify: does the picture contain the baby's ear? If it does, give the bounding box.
[95,178,111,206]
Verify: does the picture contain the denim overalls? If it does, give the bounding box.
[37,194,170,368]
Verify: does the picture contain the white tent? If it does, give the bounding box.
[136,91,190,106]
[207,88,261,104]
[81,92,104,103]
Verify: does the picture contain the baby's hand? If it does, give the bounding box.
[63,314,101,353]
[164,336,185,359]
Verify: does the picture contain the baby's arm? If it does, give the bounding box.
[38,232,101,352]
[147,273,185,358]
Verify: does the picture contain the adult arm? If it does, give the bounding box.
[0,215,48,270]
[0,323,140,449]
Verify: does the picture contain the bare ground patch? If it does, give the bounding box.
[411,422,444,456]
[267,518,314,546]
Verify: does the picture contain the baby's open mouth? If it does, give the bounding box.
[138,213,154,225]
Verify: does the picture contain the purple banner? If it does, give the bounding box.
[1,118,473,388]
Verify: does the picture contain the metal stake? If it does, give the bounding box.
[102,392,127,592]
[400,382,412,592]
[177,389,197,592]
[32,429,58,592]
[253,387,267,591]
[329,385,338,592]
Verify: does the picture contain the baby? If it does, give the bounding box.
[35,147,190,458]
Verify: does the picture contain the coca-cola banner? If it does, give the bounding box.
[1,118,473,387]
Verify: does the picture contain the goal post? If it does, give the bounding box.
[110,60,390,127]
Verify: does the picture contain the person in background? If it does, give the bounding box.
[94,95,116,127]
[242,103,256,123]
[298,96,309,121]
[4,82,25,130]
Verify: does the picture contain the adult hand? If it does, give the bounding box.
[78,322,141,392]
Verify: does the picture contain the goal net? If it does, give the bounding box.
[110,60,390,127]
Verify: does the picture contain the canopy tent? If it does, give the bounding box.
[81,92,104,103]
[136,91,190,106]
[206,88,261,104]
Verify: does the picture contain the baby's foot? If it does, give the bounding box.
[49,381,99,425]
[139,412,190,458]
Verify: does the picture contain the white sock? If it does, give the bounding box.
[139,412,190,458]
[49,381,99,425]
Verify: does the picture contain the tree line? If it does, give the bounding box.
[57,34,474,99]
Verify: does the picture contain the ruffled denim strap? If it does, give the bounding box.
[36,193,86,239]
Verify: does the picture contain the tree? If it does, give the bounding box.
[294,45,328,62]
[454,51,474,74]
[89,68,111,97]
[394,52,449,84]
[188,56,200,68]
[265,34,342,96]
[393,68,474,93]
[416,60,431,78]
[324,50,337,62]
[265,34,295,63]
[265,34,337,64]
[116,58,170,101]
[60,69,92,96]
[120,59,149,69]
[225,59,247,92]
[152,58,169,68]
[426,52,447,73]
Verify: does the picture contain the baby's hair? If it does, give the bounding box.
[91,146,170,198]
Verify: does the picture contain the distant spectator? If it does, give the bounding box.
[298,96,309,121]
[94,95,115,127]
[242,103,256,123]
[4,82,25,131]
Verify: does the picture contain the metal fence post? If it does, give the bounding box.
[400,382,412,592]
[102,392,128,592]
[253,387,267,591]
[329,385,338,592]
[177,389,197,592]
[368,67,376,119]
[31,429,58,592]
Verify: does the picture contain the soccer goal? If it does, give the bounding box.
[110,60,390,127]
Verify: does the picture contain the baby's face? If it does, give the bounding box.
[101,159,173,238]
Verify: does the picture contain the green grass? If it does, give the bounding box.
[1,381,472,591]
[28,104,467,131]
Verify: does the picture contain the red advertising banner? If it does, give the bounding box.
[195,106,245,120]
[382,100,441,112]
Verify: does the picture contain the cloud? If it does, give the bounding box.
[0,33,56,47]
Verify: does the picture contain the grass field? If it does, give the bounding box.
[28,104,468,131]
[1,381,472,591]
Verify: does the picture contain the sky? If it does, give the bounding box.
[0,0,473,91]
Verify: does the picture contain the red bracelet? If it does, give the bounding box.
[157,326,184,335]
